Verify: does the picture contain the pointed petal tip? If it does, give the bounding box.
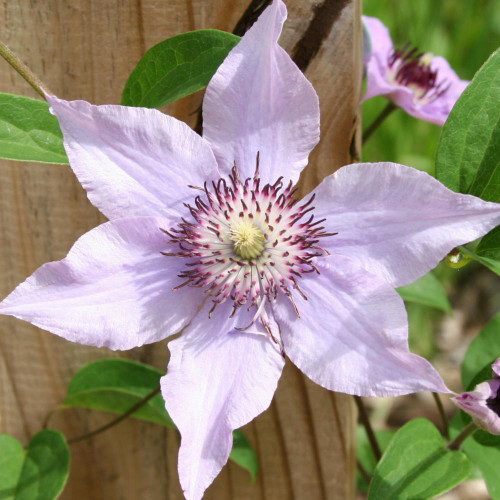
[275,255,450,398]
[202,0,319,184]
[0,217,201,351]
[311,162,500,288]
[162,302,284,499]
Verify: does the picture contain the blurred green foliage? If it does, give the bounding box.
[362,0,500,170]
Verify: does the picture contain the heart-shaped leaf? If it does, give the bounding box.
[368,418,471,499]
[62,358,258,480]
[122,30,240,108]
[0,430,70,500]
[0,93,68,164]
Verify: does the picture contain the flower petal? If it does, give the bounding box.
[407,57,469,126]
[202,0,319,183]
[47,95,219,220]
[362,16,468,125]
[362,16,396,101]
[274,255,449,397]
[0,217,201,350]
[453,379,500,435]
[162,301,284,500]
[311,162,500,287]
[493,358,500,378]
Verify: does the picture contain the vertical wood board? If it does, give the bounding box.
[0,0,361,498]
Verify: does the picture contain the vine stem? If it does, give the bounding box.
[362,101,397,144]
[432,392,450,439]
[67,386,161,445]
[357,460,372,484]
[0,40,51,98]
[447,421,477,451]
[354,396,382,461]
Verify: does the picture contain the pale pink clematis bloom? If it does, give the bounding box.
[363,15,469,125]
[1,2,500,499]
[453,358,500,435]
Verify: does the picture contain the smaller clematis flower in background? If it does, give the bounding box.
[362,15,469,126]
[453,358,500,435]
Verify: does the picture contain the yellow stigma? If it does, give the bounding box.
[420,52,434,66]
[230,221,265,260]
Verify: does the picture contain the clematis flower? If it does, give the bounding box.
[453,358,500,435]
[1,1,500,498]
[362,15,469,125]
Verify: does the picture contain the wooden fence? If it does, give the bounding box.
[0,0,361,497]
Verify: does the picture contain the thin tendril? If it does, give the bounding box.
[66,386,161,445]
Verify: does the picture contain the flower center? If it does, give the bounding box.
[486,389,500,417]
[161,155,336,339]
[387,44,449,105]
[230,221,265,260]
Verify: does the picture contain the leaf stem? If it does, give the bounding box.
[67,386,161,445]
[357,459,372,484]
[354,396,382,461]
[447,422,477,450]
[362,101,397,144]
[0,40,51,98]
[432,392,450,439]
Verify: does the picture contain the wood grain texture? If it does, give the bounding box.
[0,0,361,498]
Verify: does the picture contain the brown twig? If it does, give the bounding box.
[432,392,450,439]
[357,459,372,484]
[354,395,382,461]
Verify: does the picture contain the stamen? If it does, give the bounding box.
[162,159,336,342]
[387,45,447,104]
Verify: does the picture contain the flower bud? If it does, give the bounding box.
[453,358,500,435]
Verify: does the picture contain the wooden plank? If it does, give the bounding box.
[0,0,361,498]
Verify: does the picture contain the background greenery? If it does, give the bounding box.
[362,0,500,173]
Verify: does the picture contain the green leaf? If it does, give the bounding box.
[0,93,68,164]
[475,225,500,268]
[450,412,500,499]
[0,435,26,498]
[122,30,240,108]
[356,426,395,492]
[0,430,70,500]
[407,303,437,359]
[460,245,500,276]
[397,272,452,312]
[461,312,500,390]
[436,47,500,200]
[368,418,471,499]
[230,429,259,482]
[63,358,257,479]
[63,357,174,427]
